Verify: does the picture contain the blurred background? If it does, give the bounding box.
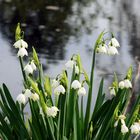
[0,0,140,101]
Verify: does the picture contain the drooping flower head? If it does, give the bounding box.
[16,93,26,104]
[17,47,28,57]
[71,80,81,90]
[13,39,28,49]
[54,85,65,95]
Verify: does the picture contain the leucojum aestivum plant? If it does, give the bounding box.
[0,23,140,140]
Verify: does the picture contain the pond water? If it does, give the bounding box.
[0,0,140,105]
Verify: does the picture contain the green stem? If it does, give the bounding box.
[19,57,27,84]
[84,49,96,137]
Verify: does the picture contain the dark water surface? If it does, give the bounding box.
[0,0,140,103]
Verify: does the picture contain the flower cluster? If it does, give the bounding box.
[96,37,120,55]
[119,79,132,89]
[52,79,65,96]
[13,39,28,57]
[130,122,140,134]
[114,115,129,134]
[71,80,86,96]
[16,89,39,104]
[24,60,37,75]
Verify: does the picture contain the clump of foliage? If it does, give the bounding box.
[0,24,140,140]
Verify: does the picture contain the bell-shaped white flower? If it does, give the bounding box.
[119,81,125,89]
[46,106,59,117]
[54,85,65,95]
[13,39,28,48]
[24,89,32,98]
[65,60,75,69]
[71,80,81,90]
[121,124,129,134]
[109,87,116,96]
[109,38,120,48]
[107,46,119,55]
[17,47,28,57]
[78,87,86,95]
[24,64,33,74]
[75,65,80,74]
[130,122,140,134]
[30,60,37,71]
[124,79,132,88]
[16,93,26,104]
[97,44,108,54]
[52,79,59,88]
[30,93,39,101]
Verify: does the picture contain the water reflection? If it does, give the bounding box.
[0,0,140,100]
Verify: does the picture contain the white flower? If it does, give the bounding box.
[65,60,75,69]
[109,87,116,96]
[114,120,118,127]
[109,38,120,48]
[71,80,81,90]
[24,89,32,98]
[107,46,119,55]
[52,79,59,88]
[121,124,129,134]
[97,44,107,54]
[124,79,132,88]
[24,64,33,74]
[46,106,59,117]
[13,39,28,48]
[16,94,26,104]
[75,65,80,74]
[130,122,140,134]
[78,87,86,95]
[17,48,28,57]
[54,85,65,95]
[30,93,39,101]
[119,81,125,89]
[30,61,37,71]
